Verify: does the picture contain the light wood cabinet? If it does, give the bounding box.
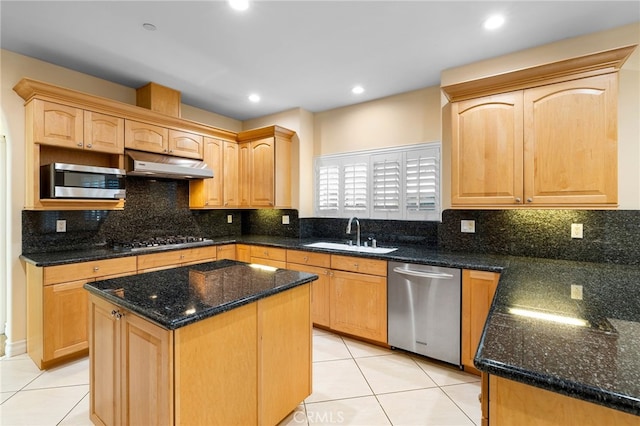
[137,246,217,273]
[189,138,240,208]
[236,126,294,209]
[486,374,639,426]
[250,245,287,269]
[90,282,311,425]
[216,244,236,260]
[451,73,618,208]
[26,257,137,369]
[168,129,204,159]
[124,119,169,154]
[236,244,251,262]
[32,99,84,149]
[461,270,500,374]
[287,250,332,327]
[84,111,124,154]
[89,294,173,426]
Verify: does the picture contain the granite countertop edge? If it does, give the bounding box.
[84,268,318,330]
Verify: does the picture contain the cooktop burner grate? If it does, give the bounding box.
[113,236,212,252]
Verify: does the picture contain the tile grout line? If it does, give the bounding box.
[56,390,90,426]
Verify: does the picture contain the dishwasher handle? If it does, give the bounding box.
[392,266,454,280]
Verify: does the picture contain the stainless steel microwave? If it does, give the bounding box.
[40,163,126,199]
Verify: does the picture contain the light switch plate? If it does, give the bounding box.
[461,220,475,233]
[282,215,290,225]
[227,215,233,224]
[571,284,583,300]
[571,223,583,239]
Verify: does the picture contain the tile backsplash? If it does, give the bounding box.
[20,177,640,265]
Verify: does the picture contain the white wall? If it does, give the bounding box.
[0,135,6,336]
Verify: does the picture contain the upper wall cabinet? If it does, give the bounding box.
[444,44,636,209]
[14,78,237,210]
[234,126,294,209]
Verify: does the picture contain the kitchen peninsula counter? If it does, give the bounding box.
[84,259,317,426]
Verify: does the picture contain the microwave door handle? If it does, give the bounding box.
[392,267,454,280]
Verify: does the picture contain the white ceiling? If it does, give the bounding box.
[1,1,639,121]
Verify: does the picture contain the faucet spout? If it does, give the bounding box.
[346,217,361,247]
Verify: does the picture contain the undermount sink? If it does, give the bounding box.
[303,241,398,254]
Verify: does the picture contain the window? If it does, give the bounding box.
[314,142,440,221]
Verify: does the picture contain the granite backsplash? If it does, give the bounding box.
[21,177,640,265]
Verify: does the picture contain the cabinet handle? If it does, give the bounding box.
[93,266,100,272]
[303,256,308,262]
[111,309,125,320]
[86,143,92,148]
[180,254,185,259]
[324,270,330,275]
[515,197,521,203]
[77,142,83,147]
[527,198,533,203]
[353,263,359,268]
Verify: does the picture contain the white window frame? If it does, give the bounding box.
[314,142,441,221]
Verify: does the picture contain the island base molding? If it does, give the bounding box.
[487,375,639,426]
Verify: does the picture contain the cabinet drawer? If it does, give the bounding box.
[137,246,216,271]
[330,255,387,276]
[44,257,137,285]
[250,246,287,262]
[286,250,331,268]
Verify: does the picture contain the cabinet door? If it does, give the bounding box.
[461,270,500,373]
[89,294,120,426]
[250,137,275,207]
[122,312,173,426]
[84,111,124,154]
[190,137,223,207]
[216,244,236,260]
[523,74,617,205]
[451,92,524,206]
[168,129,204,159]
[43,279,89,361]
[236,244,251,263]
[288,263,331,327]
[32,99,84,148]
[330,270,387,343]
[124,120,169,154]
[223,141,239,207]
[238,142,251,206]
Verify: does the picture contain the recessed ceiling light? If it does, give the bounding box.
[228,0,249,12]
[142,23,157,31]
[484,15,505,30]
[248,93,260,103]
[352,85,364,95]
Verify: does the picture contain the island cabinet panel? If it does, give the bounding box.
[461,270,500,374]
[488,375,639,426]
[89,294,173,426]
[137,246,217,273]
[175,303,257,426]
[258,284,312,425]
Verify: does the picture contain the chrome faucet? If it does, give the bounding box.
[346,217,360,247]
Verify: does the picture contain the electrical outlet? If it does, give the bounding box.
[56,220,66,233]
[461,220,475,233]
[571,223,583,239]
[227,215,233,224]
[571,284,583,300]
[282,215,290,225]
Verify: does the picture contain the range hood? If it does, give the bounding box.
[125,150,213,180]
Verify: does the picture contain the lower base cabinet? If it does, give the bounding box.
[485,374,639,426]
[88,283,311,426]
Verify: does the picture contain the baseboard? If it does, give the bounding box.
[4,338,26,358]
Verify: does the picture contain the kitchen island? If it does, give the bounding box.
[84,259,318,426]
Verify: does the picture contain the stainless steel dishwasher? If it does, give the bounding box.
[388,261,461,367]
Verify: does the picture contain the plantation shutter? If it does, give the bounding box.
[317,164,340,212]
[343,162,368,212]
[372,156,401,217]
[405,147,439,220]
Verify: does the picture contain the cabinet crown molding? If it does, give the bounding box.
[13,77,238,141]
[441,44,637,102]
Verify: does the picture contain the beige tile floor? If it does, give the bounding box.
[0,328,481,425]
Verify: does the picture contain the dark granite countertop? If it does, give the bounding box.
[22,235,640,416]
[475,257,640,417]
[84,259,318,330]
